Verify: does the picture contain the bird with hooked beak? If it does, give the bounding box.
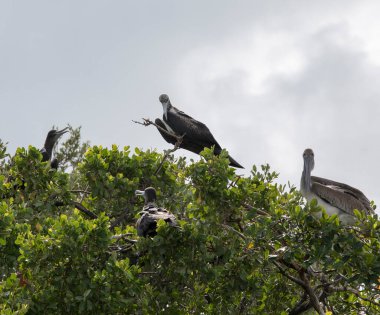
[155,94,244,168]
[135,187,178,237]
[40,127,69,169]
[301,148,373,224]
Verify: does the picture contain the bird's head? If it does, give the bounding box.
[135,187,157,204]
[303,148,315,171]
[159,94,171,120]
[44,127,69,150]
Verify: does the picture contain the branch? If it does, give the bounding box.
[244,203,270,216]
[272,260,306,288]
[220,224,246,241]
[299,271,325,315]
[71,201,98,219]
[132,118,185,175]
[329,286,380,307]
[154,139,183,176]
[69,190,91,195]
[55,200,98,219]
[111,233,135,240]
[132,118,184,142]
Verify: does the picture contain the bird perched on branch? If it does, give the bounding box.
[40,127,69,169]
[155,94,244,168]
[301,148,373,224]
[135,187,178,237]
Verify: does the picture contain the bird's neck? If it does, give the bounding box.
[42,142,54,160]
[145,201,156,208]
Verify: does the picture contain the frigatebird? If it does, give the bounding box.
[155,94,244,168]
[135,187,178,237]
[301,148,373,224]
[40,127,69,168]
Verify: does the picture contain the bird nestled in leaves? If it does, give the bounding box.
[135,187,178,237]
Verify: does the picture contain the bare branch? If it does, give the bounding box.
[272,260,306,289]
[244,203,270,216]
[299,271,325,315]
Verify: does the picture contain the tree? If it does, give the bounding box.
[0,129,379,314]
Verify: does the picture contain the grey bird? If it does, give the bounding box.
[301,148,373,224]
[155,94,244,168]
[40,127,69,168]
[135,187,178,237]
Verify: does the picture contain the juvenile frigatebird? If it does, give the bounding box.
[40,127,69,168]
[155,94,244,168]
[301,148,373,224]
[135,187,178,237]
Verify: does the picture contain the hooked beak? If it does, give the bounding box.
[135,190,145,197]
[161,101,169,120]
[56,127,69,137]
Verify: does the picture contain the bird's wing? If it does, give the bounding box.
[311,181,373,216]
[167,107,222,149]
[311,176,373,214]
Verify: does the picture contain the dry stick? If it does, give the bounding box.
[132,118,185,175]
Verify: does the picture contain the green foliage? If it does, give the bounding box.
[0,130,379,314]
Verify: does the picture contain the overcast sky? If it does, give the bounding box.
[1,1,380,205]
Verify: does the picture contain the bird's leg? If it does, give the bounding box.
[154,134,184,176]
[132,118,184,143]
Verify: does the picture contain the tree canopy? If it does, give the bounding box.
[0,128,379,314]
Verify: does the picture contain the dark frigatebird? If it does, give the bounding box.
[135,187,178,237]
[155,94,244,168]
[40,127,69,168]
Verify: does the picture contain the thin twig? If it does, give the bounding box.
[228,175,241,189]
[111,233,134,240]
[220,224,247,241]
[329,286,380,307]
[70,190,91,195]
[272,260,306,288]
[244,203,270,216]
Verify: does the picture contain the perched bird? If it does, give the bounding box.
[155,94,244,168]
[300,148,373,224]
[135,187,178,237]
[40,127,69,169]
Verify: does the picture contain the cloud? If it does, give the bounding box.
[174,7,380,204]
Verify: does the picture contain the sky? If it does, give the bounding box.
[1,1,380,205]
